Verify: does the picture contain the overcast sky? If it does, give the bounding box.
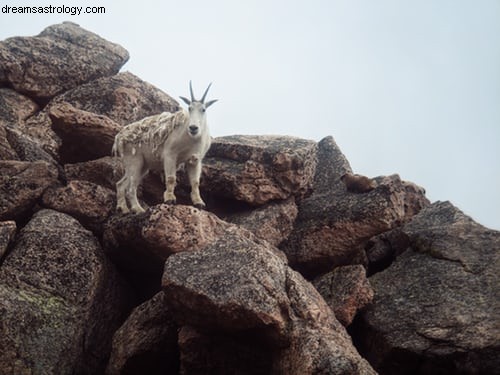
[1,0,499,229]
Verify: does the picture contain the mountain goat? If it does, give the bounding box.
[112,82,217,213]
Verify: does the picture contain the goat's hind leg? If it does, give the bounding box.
[126,159,147,214]
[116,175,130,213]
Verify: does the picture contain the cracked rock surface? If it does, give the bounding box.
[358,201,500,374]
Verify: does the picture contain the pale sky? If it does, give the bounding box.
[1,0,499,229]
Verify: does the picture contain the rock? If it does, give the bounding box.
[202,135,317,205]
[358,201,500,374]
[22,71,179,160]
[4,125,60,167]
[0,22,129,102]
[64,156,123,190]
[0,88,39,127]
[0,209,129,374]
[103,204,243,299]
[313,265,374,326]
[281,136,430,278]
[42,180,115,233]
[104,204,234,269]
[106,292,179,375]
[21,111,62,158]
[178,325,273,375]
[0,88,39,160]
[49,71,179,126]
[223,197,298,246]
[162,230,376,374]
[0,160,59,221]
[49,102,122,163]
[0,220,16,259]
[364,228,411,275]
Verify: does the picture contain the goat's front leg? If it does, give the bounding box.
[186,155,206,209]
[163,156,177,204]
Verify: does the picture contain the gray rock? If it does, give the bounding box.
[224,197,298,246]
[0,160,59,221]
[106,292,179,375]
[202,135,317,205]
[313,265,374,326]
[42,180,115,233]
[49,102,122,163]
[24,71,179,160]
[0,88,40,160]
[48,71,179,126]
[0,220,16,260]
[162,230,376,374]
[281,136,430,278]
[0,22,129,102]
[359,201,500,374]
[0,209,129,374]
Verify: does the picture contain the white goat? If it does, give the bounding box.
[112,82,216,213]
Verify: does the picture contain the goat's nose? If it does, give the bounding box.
[189,125,198,133]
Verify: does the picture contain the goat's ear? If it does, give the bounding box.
[205,99,218,108]
[179,96,191,105]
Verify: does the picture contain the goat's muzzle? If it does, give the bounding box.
[189,125,199,135]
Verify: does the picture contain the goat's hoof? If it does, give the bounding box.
[194,203,206,210]
[165,199,177,205]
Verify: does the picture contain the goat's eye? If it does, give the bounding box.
[202,108,206,113]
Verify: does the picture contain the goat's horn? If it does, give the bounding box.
[189,81,195,102]
[200,82,212,103]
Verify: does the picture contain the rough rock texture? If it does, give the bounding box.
[0,88,39,160]
[2,22,497,375]
[104,205,235,270]
[0,22,129,102]
[313,265,374,326]
[0,160,59,221]
[163,231,376,374]
[103,205,243,299]
[49,102,122,163]
[0,209,129,374]
[202,135,317,205]
[0,220,16,259]
[106,292,179,375]
[359,201,500,374]
[64,156,123,190]
[224,197,298,246]
[49,71,179,126]
[42,180,115,233]
[23,71,180,159]
[281,136,430,278]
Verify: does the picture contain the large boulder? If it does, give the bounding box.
[42,180,115,233]
[313,265,374,326]
[0,22,129,102]
[358,201,500,374]
[49,71,179,126]
[201,135,317,205]
[162,229,376,374]
[49,102,122,163]
[25,71,179,161]
[0,88,39,160]
[103,204,240,299]
[0,160,59,221]
[281,136,430,278]
[223,197,298,246]
[106,292,179,375]
[0,209,129,374]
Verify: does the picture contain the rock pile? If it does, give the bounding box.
[1,23,498,375]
